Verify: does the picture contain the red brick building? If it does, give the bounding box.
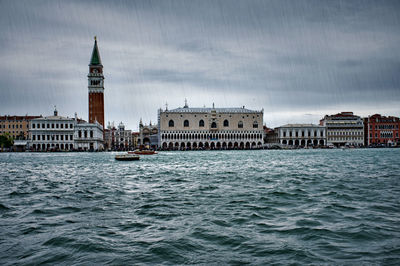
[364,114,400,146]
[88,36,105,129]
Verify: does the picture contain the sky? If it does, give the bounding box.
[0,0,399,130]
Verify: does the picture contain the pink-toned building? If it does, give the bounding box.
[364,114,400,146]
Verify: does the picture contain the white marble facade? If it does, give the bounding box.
[158,104,264,150]
[277,124,326,146]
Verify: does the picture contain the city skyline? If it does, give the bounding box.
[1,0,400,129]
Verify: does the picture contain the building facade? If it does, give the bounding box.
[29,109,75,151]
[364,114,400,146]
[264,126,278,144]
[158,103,264,150]
[277,124,326,146]
[0,115,41,140]
[29,109,104,151]
[320,112,364,147]
[88,37,105,129]
[74,121,104,151]
[138,120,158,149]
[104,122,133,150]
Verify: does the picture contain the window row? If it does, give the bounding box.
[161,132,263,140]
[90,80,102,86]
[1,124,24,129]
[327,131,362,136]
[328,137,363,140]
[282,130,324,137]
[32,143,74,150]
[370,124,399,130]
[77,130,94,139]
[32,123,74,129]
[32,134,74,141]
[169,119,258,129]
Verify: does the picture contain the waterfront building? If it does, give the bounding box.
[88,36,105,129]
[104,126,113,150]
[320,112,364,147]
[74,120,104,151]
[12,140,29,152]
[158,103,264,150]
[29,109,75,151]
[0,115,41,140]
[364,114,400,146]
[104,122,133,150]
[138,119,158,150]
[132,132,139,149]
[264,126,278,144]
[276,124,326,146]
[29,109,104,151]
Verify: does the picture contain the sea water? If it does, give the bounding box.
[1,149,399,264]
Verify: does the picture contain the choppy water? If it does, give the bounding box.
[1,149,400,265]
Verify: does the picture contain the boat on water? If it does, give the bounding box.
[115,154,140,161]
[129,149,158,155]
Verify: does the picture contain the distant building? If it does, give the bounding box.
[264,126,278,144]
[132,132,139,149]
[364,114,400,146]
[74,120,104,151]
[88,36,105,129]
[29,109,76,151]
[138,119,158,150]
[320,112,364,147]
[276,124,326,146]
[104,122,133,150]
[12,140,29,152]
[0,115,41,140]
[158,102,264,150]
[29,109,104,151]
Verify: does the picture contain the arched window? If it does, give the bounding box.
[253,121,258,128]
[211,122,217,128]
[199,119,205,127]
[169,120,174,127]
[223,119,229,127]
[184,120,189,127]
[238,121,243,128]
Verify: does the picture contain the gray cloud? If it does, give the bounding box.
[0,0,399,128]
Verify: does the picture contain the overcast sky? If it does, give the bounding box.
[1,0,399,129]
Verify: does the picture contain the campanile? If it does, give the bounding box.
[88,36,105,129]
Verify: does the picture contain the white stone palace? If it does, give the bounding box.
[29,108,104,151]
[158,103,264,150]
[276,124,326,147]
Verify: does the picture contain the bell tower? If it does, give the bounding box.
[88,36,105,129]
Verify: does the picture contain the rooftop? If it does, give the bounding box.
[166,107,262,114]
[278,124,323,128]
[90,36,102,66]
[0,115,42,121]
[34,115,74,121]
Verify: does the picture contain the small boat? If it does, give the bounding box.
[129,149,158,155]
[115,154,140,161]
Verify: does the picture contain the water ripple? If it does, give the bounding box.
[1,149,400,264]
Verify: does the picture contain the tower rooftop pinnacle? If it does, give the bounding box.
[90,36,102,66]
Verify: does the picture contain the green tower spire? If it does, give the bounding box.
[90,36,102,65]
